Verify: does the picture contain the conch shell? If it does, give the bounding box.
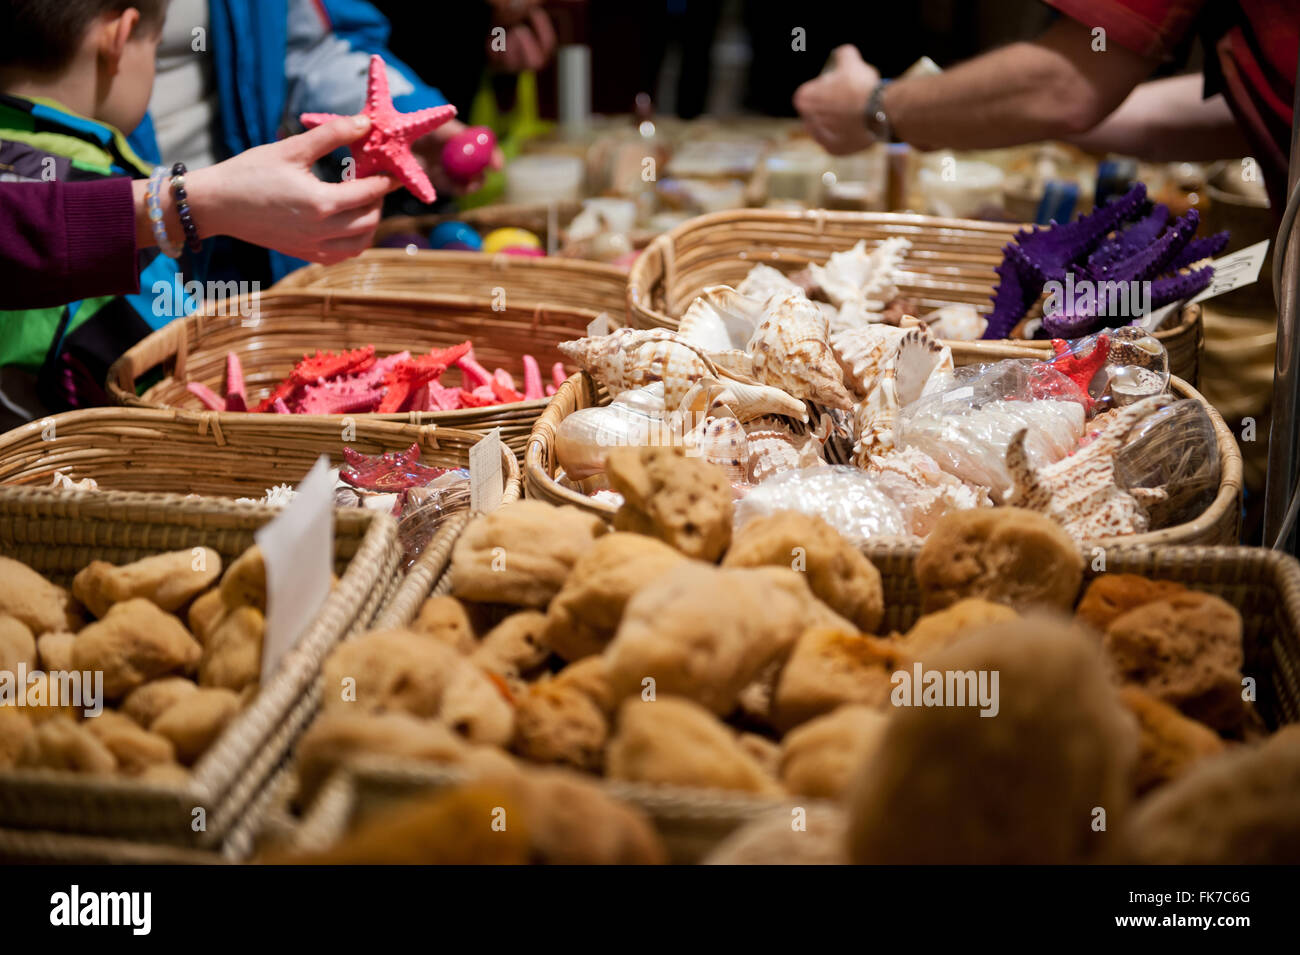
[809,237,910,309]
[924,303,986,341]
[559,327,806,422]
[678,285,764,353]
[690,416,750,484]
[747,289,854,410]
[737,263,802,303]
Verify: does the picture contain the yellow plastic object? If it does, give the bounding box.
[482,227,542,254]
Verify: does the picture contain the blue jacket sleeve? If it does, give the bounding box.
[284,0,448,126]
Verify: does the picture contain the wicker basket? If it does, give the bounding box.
[625,209,1204,384]
[371,201,656,261]
[272,249,629,319]
[0,407,520,504]
[272,543,1300,864]
[0,488,399,850]
[525,371,1243,546]
[105,290,607,457]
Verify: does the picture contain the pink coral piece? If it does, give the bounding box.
[225,352,247,412]
[187,381,224,412]
[271,398,291,414]
[300,55,456,205]
[522,355,543,400]
[455,353,492,389]
[551,362,567,390]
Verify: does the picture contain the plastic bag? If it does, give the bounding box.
[1113,399,1218,529]
[734,466,910,542]
[396,469,472,569]
[897,361,1086,503]
[1045,327,1170,409]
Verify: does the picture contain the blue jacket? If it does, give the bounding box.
[127,0,448,281]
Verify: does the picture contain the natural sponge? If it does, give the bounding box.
[604,562,850,715]
[543,532,685,661]
[451,501,606,607]
[846,617,1137,863]
[1074,574,1187,633]
[1103,592,1244,733]
[72,548,221,618]
[606,446,733,561]
[1124,726,1300,864]
[723,510,884,633]
[72,598,203,699]
[915,507,1082,613]
[606,696,781,794]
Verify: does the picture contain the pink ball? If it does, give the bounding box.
[441,126,496,181]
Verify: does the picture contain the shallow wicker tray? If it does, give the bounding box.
[524,370,1243,547]
[273,249,629,319]
[0,488,399,851]
[272,544,1300,864]
[105,290,611,457]
[625,208,1204,384]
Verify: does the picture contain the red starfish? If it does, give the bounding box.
[300,55,457,204]
[340,443,448,492]
[1049,334,1110,392]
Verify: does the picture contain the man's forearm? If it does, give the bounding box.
[1065,74,1251,160]
[886,18,1157,151]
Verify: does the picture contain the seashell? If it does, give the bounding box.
[830,324,907,397]
[747,289,854,410]
[866,447,992,536]
[744,417,828,483]
[738,263,802,302]
[678,285,764,352]
[809,238,910,309]
[559,327,806,423]
[1004,396,1168,540]
[690,416,750,484]
[555,397,670,480]
[851,327,954,466]
[708,348,755,379]
[830,299,886,334]
[923,303,986,341]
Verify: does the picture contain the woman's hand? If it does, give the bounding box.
[186,115,399,264]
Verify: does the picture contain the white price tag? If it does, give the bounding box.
[469,428,504,514]
[256,455,334,684]
[586,312,611,338]
[1141,239,1269,331]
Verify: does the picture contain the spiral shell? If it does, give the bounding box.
[747,289,854,410]
[678,285,764,352]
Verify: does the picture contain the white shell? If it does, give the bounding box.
[555,392,672,480]
[678,285,764,352]
[851,326,953,466]
[809,237,910,309]
[737,263,802,303]
[924,303,986,341]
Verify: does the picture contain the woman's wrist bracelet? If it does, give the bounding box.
[169,162,203,253]
[146,165,183,259]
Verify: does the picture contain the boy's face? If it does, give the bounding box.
[98,20,162,134]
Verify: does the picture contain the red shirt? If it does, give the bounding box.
[1047,0,1297,206]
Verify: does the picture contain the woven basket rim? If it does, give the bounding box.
[525,370,1243,545]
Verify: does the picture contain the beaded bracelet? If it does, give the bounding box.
[169,162,203,253]
[146,165,183,259]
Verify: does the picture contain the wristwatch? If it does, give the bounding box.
[864,79,894,143]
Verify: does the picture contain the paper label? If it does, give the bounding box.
[469,428,505,514]
[1141,239,1269,331]
[586,313,611,338]
[256,455,334,684]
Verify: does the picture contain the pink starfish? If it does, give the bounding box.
[300,55,457,204]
